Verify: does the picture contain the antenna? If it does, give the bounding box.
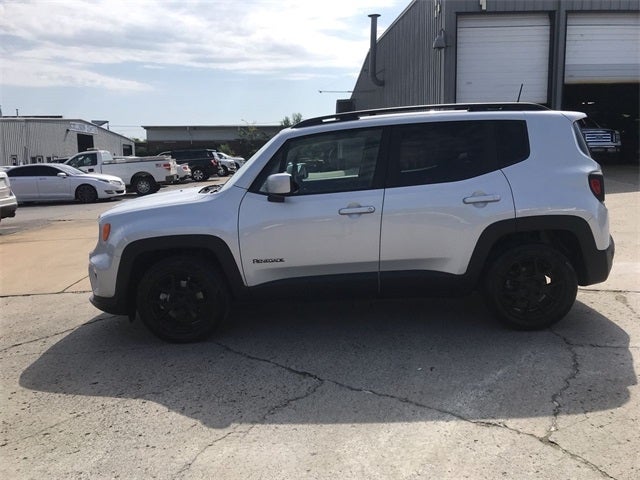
[516,84,524,102]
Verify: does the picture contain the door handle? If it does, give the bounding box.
[339,205,376,215]
[463,194,501,205]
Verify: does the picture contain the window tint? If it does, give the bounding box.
[387,120,529,187]
[494,120,529,168]
[388,121,493,187]
[253,128,383,195]
[8,166,52,177]
[573,121,592,157]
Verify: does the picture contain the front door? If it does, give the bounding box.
[36,166,73,200]
[238,127,386,292]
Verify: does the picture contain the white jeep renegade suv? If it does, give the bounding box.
[89,103,614,342]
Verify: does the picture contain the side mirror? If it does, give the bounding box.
[56,172,68,178]
[265,173,293,203]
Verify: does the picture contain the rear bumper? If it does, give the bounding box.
[0,201,17,219]
[581,235,615,286]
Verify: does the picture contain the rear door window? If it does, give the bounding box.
[387,120,529,188]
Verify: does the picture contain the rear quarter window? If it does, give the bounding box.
[494,120,530,168]
[572,121,592,157]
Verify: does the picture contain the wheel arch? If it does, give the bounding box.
[74,183,98,201]
[468,215,605,288]
[116,235,246,316]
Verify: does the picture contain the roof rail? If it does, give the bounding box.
[293,102,549,129]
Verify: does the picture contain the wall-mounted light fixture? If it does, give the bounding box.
[433,29,446,49]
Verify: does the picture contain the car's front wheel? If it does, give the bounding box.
[136,256,229,342]
[75,184,98,203]
[483,244,578,330]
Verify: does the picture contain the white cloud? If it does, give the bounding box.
[0,0,402,90]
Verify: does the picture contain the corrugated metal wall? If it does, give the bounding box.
[350,0,639,110]
[0,119,134,165]
[350,0,443,110]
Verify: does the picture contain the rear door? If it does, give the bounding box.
[7,166,41,201]
[379,120,524,293]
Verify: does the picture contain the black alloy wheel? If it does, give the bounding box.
[137,256,229,342]
[483,244,578,330]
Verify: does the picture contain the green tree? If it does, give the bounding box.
[280,113,303,128]
[238,122,270,157]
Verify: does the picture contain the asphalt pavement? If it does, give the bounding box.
[1,168,638,479]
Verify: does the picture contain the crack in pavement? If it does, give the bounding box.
[171,381,324,479]
[547,330,581,437]
[0,315,117,354]
[214,340,616,479]
[615,293,640,319]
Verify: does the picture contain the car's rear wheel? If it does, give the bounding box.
[136,256,229,343]
[218,165,229,177]
[75,184,98,203]
[191,167,209,182]
[483,244,577,330]
[133,175,156,195]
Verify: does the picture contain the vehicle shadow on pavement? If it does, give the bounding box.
[20,295,635,429]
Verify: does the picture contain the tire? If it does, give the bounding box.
[191,167,209,182]
[75,184,98,203]
[483,244,578,330]
[133,176,156,196]
[136,256,229,343]
[218,165,229,177]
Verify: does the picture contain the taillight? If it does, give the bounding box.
[588,173,605,202]
[211,159,218,167]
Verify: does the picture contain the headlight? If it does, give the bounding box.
[109,180,123,185]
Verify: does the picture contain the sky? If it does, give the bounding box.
[0,0,408,140]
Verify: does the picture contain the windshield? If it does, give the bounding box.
[55,164,87,176]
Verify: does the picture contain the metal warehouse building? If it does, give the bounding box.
[143,125,282,158]
[0,117,135,166]
[349,0,639,159]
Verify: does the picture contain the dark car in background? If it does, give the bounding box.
[578,117,622,159]
[158,149,220,182]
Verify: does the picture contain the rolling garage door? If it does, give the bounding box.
[565,12,640,84]
[456,14,550,103]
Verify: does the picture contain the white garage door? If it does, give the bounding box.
[456,14,550,103]
[565,12,640,84]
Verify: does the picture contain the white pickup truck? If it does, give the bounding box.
[65,150,179,195]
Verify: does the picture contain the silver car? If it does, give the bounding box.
[0,170,18,221]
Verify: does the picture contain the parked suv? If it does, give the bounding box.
[158,149,220,182]
[211,151,237,177]
[90,103,614,342]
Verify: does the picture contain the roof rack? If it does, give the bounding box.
[292,102,549,129]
